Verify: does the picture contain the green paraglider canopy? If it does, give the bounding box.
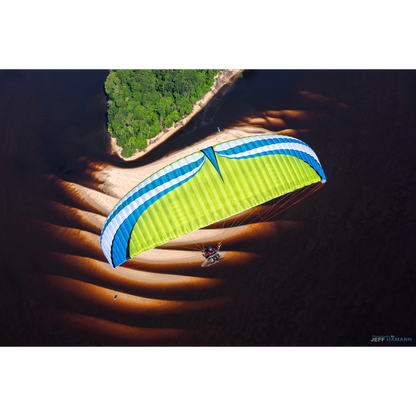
[101,134,326,268]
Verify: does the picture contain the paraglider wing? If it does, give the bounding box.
[100,135,326,268]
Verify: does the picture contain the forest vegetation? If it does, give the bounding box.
[105,69,220,157]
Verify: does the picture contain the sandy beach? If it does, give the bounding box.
[110,69,245,161]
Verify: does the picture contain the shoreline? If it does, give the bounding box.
[109,69,245,161]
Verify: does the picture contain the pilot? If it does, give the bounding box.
[202,244,221,259]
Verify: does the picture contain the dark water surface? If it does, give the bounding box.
[0,70,415,346]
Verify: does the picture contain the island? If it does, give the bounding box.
[105,69,244,158]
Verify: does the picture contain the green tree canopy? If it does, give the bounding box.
[105,69,221,157]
